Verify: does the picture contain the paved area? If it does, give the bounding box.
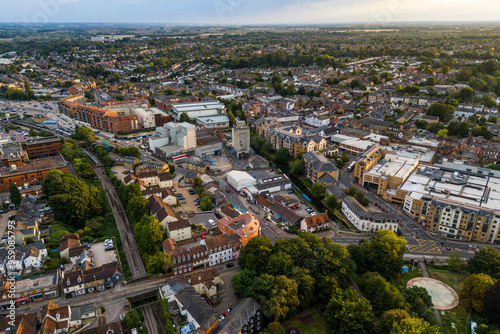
[0,211,16,237]
[110,165,127,181]
[173,183,201,213]
[406,239,441,254]
[92,242,118,267]
[407,277,459,311]
[189,212,219,231]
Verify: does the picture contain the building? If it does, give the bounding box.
[300,213,331,233]
[21,136,62,160]
[132,106,167,129]
[227,171,256,191]
[167,219,192,242]
[148,195,178,230]
[122,156,140,173]
[218,298,262,334]
[353,145,386,184]
[339,138,375,155]
[305,114,330,128]
[231,121,251,159]
[58,101,140,133]
[62,262,123,298]
[183,269,221,299]
[159,278,219,334]
[217,213,261,247]
[0,154,68,191]
[171,101,225,121]
[248,155,270,170]
[78,320,122,334]
[251,175,292,194]
[196,115,230,129]
[303,151,338,185]
[162,238,209,275]
[149,122,197,155]
[14,271,60,304]
[399,162,500,243]
[342,196,399,233]
[269,202,303,226]
[39,301,95,334]
[202,234,233,266]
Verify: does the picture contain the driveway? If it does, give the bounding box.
[173,183,201,214]
[213,265,241,316]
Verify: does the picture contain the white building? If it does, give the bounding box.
[149,122,197,152]
[196,115,230,129]
[342,196,399,233]
[305,114,330,128]
[133,106,167,129]
[172,101,225,121]
[227,171,256,191]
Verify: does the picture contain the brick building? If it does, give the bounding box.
[22,136,62,160]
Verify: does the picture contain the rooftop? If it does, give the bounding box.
[365,154,419,180]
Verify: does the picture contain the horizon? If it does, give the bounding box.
[2,0,500,25]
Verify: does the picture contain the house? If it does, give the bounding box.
[248,155,270,170]
[217,213,261,247]
[185,171,199,184]
[300,213,331,233]
[68,245,89,265]
[122,156,140,173]
[123,174,146,190]
[59,234,80,260]
[159,278,219,334]
[269,202,303,226]
[252,194,271,213]
[62,262,122,298]
[303,151,338,184]
[167,219,192,242]
[78,320,122,334]
[183,269,221,299]
[0,312,38,334]
[202,234,233,266]
[39,301,84,334]
[148,195,178,230]
[162,238,209,276]
[14,271,60,303]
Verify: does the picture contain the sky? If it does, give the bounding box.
[2,0,500,25]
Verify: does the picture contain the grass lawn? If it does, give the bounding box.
[393,268,423,292]
[282,309,327,334]
[428,270,469,334]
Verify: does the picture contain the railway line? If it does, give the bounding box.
[85,150,162,334]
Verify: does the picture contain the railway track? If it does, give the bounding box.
[86,151,161,333]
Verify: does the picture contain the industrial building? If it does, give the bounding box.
[171,101,225,121]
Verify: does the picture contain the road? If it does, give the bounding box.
[87,151,164,334]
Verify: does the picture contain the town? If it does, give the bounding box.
[0,19,500,334]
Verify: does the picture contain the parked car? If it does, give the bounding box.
[180,201,186,204]
[209,219,216,226]
[226,263,234,268]
[288,190,294,194]
[226,188,230,193]
[223,311,229,317]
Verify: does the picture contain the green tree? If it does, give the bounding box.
[121,309,141,329]
[390,317,440,334]
[72,126,96,144]
[127,196,149,226]
[179,113,190,122]
[238,236,273,273]
[405,286,434,322]
[145,252,172,274]
[231,269,257,297]
[360,272,407,316]
[436,129,448,138]
[441,66,450,74]
[227,110,236,126]
[460,273,495,313]
[325,287,373,334]
[447,251,464,272]
[289,159,305,178]
[378,309,411,334]
[134,215,163,255]
[274,147,290,164]
[467,247,500,277]
[325,195,338,210]
[199,196,213,211]
[457,87,475,101]
[84,217,105,238]
[427,103,455,122]
[266,322,284,334]
[341,151,349,163]
[483,281,500,326]
[311,183,326,200]
[9,184,21,206]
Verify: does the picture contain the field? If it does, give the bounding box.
[393,268,423,291]
[282,309,327,334]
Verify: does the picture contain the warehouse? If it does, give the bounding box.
[227,171,256,191]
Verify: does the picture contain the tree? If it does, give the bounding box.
[9,184,21,206]
[447,251,464,272]
[266,322,284,334]
[341,151,349,163]
[193,176,203,188]
[325,195,338,210]
[483,281,500,326]
[460,273,495,313]
[467,247,500,277]
[436,129,448,138]
[179,113,190,122]
[405,286,434,322]
[199,196,213,211]
[84,217,105,238]
[414,120,428,129]
[396,85,403,93]
[325,287,373,334]
[457,87,475,101]
[378,309,411,334]
[72,126,96,144]
[441,65,450,74]
[427,103,455,122]
[289,159,305,178]
[231,269,257,297]
[238,236,273,273]
[133,216,163,255]
[121,309,141,329]
[145,252,172,274]
[274,147,290,164]
[311,183,326,200]
[390,317,440,334]
[360,272,407,316]
[227,110,236,126]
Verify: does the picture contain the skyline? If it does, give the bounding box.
[2,0,500,25]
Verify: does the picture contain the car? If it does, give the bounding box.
[209,219,216,226]
[226,263,234,268]
[310,212,317,216]
[180,201,186,204]
[226,188,230,193]
[300,200,305,204]
[270,169,274,172]
[179,197,185,200]
[288,191,294,194]
[105,246,114,251]
[223,311,229,317]
[446,247,451,250]
[291,206,297,210]
[305,206,312,210]
[234,290,242,299]
[177,194,183,197]
[219,315,225,320]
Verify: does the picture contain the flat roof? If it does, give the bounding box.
[197,115,229,123]
[0,155,67,177]
[341,138,374,150]
[366,154,418,180]
[172,102,224,112]
[400,164,500,212]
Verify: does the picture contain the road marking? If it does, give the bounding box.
[406,239,441,254]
